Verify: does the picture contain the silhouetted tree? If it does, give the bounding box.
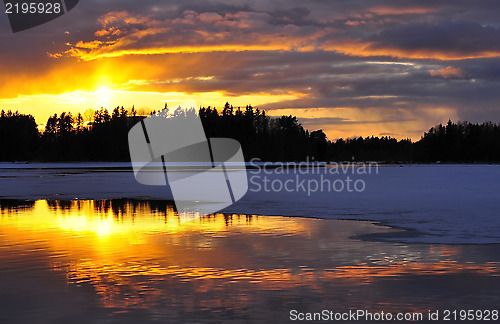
[1,106,499,162]
[0,110,39,161]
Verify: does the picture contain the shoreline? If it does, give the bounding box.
[2,197,499,246]
[1,161,500,169]
[1,164,500,244]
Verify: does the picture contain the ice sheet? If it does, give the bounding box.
[1,163,499,244]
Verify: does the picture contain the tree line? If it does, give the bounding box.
[0,104,499,162]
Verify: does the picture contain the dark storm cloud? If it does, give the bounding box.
[458,58,500,81]
[369,21,500,55]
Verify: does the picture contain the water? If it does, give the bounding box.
[2,164,500,243]
[1,200,499,323]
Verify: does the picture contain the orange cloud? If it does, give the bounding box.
[75,40,105,49]
[52,10,335,61]
[47,52,62,59]
[95,27,123,37]
[429,66,464,78]
[368,6,437,15]
[47,9,500,62]
[320,40,500,60]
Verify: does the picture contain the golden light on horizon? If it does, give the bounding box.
[95,85,113,108]
[0,86,304,128]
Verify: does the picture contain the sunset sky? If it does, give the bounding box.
[1,0,500,140]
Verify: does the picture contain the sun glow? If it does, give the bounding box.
[96,86,113,108]
[0,88,304,129]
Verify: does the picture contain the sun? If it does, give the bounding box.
[95,86,113,108]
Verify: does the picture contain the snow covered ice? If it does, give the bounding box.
[1,163,499,244]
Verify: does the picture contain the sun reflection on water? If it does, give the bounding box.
[1,199,500,322]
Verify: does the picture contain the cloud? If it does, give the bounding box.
[429,66,464,78]
[367,21,500,59]
[47,52,63,59]
[40,2,500,62]
[59,9,332,61]
[75,40,104,49]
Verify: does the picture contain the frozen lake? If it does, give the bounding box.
[1,165,500,323]
[1,199,499,323]
[1,163,499,244]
